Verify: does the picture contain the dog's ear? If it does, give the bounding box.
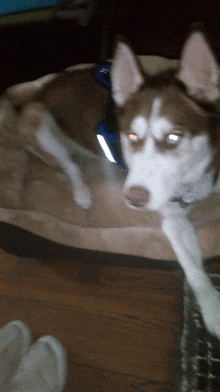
[111,38,144,106]
[177,28,219,102]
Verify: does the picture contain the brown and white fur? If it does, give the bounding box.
[111,28,220,338]
[15,64,109,209]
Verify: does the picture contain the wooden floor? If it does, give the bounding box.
[0,247,183,391]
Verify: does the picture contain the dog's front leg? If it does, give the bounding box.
[162,214,220,339]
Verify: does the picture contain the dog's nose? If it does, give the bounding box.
[125,186,150,208]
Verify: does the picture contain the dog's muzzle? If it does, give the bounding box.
[125,186,150,208]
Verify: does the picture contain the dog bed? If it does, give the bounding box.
[1,55,220,263]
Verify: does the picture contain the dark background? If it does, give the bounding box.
[1,0,220,93]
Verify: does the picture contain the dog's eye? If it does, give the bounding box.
[156,132,183,151]
[165,133,182,146]
[128,133,140,143]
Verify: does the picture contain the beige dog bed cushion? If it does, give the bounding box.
[1,56,220,262]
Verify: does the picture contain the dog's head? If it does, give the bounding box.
[111,28,220,211]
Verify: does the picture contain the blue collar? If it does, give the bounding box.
[94,64,126,168]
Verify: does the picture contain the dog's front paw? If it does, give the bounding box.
[74,185,93,210]
[199,290,220,339]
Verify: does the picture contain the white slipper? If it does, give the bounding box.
[0,321,31,392]
[9,335,67,392]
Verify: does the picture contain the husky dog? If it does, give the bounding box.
[111,27,220,338]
